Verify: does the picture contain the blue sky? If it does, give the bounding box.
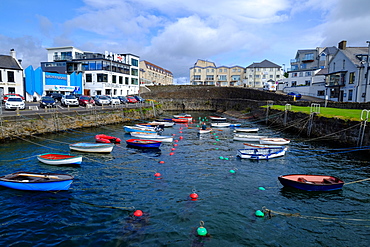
[1,0,370,84]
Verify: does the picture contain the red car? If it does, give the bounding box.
[3,93,24,102]
[78,95,95,106]
[126,95,138,103]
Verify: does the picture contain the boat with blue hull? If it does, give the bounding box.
[0,172,74,191]
[69,142,115,153]
[237,146,287,160]
[126,139,162,149]
[278,174,344,191]
[123,125,159,134]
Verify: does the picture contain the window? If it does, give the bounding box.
[97,73,108,82]
[7,71,15,82]
[305,80,311,86]
[125,77,129,85]
[270,75,273,78]
[112,75,116,83]
[89,62,96,70]
[119,76,123,84]
[198,69,201,73]
[349,72,355,84]
[348,90,353,100]
[194,75,201,80]
[86,74,92,82]
[218,75,227,80]
[224,69,227,72]
[0,71,2,81]
[206,75,214,80]
[291,81,297,86]
[317,90,325,96]
[131,58,138,66]
[342,60,345,70]
[292,73,297,77]
[8,87,15,93]
[306,71,311,76]
[299,72,303,77]
[131,68,138,76]
[219,69,222,72]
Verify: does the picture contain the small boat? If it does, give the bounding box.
[95,134,121,143]
[229,123,241,127]
[129,134,173,142]
[211,122,230,128]
[172,118,189,123]
[198,128,213,134]
[69,142,114,153]
[37,153,83,165]
[209,116,227,121]
[234,127,259,133]
[126,139,162,149]
[259,138,291,145]
[130,131,158,136]
[146,121,175,127]
[123,126,159,134]
[237,146,287,160]
[278,174,345,191]
[243,143,285,149]
[233,134,268,142]
[0,172,74,191]
[173,113,192,118]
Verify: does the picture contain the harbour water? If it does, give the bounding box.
[0,111,369,246]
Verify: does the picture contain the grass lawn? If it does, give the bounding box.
[269,105,365,121]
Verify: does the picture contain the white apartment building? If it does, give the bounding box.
[42,46,140,96]
[0,49,24,98]
[244,59,283,88]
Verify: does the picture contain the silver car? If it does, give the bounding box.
[61,95,79,107]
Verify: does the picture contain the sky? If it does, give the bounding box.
[1,0,370,84]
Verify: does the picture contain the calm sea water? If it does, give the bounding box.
[0,111,369,247]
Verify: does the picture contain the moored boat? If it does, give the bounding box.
[173,113,192,118]
[210,122,230,128]
[233,134,268,142]
[198,128,213,134]
[126,139,162,149]
[146,121,175,127]
[37,153,82,165]
[0,171,74,191]
[95,134,121,143]
[237,146,287,160]
[259,138,291,145]
[172,118,189,123]
[278,174,344,191]
[69,142,114,153]
[234,127,259,133]
[123,125,159,134]
[209,116,227,121]
[129,134,173,142]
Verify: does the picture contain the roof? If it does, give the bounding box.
[0,55,22,70]
[246,59,281,68]
[340,47,368,67]
[142,60,172,75]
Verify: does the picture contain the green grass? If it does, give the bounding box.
[268,105,365,121]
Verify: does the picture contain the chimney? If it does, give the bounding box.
[338,40,347,50]
[10,49,16,58]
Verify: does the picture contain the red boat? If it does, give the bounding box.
[278,174,344,191]
[95,134,121,144]
[172,118,189,123]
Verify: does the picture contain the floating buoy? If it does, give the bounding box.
[154,172,161,177]
[179,127,183,130]
[171,148,176,151]
[213,143,217,145]
[197,221,207,236]
[179,131,183,133]
[175,140,179,142]
[173,144,178,147]
[229,169,235,173]
[179,136,183,139]
[216,139,220,141]
[224,157,229,160]
[172,134,176,136]
[219,156,224,160]
[215,148,219,150]
[190,190,198,199]
[169,152,175,155]
[134,210,143,217]
[255,210,264,217]
[258,187,266,190]
[159,161,165,164]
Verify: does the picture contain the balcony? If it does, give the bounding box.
[325,72,346,87]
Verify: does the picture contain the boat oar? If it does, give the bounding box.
[17,173,60,179]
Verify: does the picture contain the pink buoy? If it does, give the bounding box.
[172,133,176,136]
[134,210,143,217]
[174,140,179,143]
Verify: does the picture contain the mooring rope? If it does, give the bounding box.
[262,207,370,223]
[344,177,370,185]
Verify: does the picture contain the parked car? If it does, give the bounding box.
[39,96,56,108]
[287,92,302,100]
[105,95,112,104]
[4,96,25,110]
[78,95,95,106]
[61,95,79,107]
[110,96,121,105]
[126,95,138,103]
[3,93,25,103]
[46,93,64,102]
[118,96,128,104]
[134,95,145,103]
[94,95,110,106]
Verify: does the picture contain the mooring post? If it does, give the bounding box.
[357,109,370,147]
[284,104,291,126]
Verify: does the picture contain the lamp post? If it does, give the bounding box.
[365,41,370,102]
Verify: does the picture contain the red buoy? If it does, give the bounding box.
[173,144,178,147]
[190,192,198,199]
[172,134,176,136]
[134,210,143,217]
[159,161,165,164]
[154,172,161,177]
[169,152,175,155]
[174,140,179,142]
[179,136,183,139]
[179,131,183,133]
[171,148,176,151]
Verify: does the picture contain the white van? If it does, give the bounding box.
[263,81,277,92]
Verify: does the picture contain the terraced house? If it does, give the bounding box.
[0,49,24,99]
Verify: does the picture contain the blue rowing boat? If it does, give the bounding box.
[0,172,74,191]
[126,139,162,149]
